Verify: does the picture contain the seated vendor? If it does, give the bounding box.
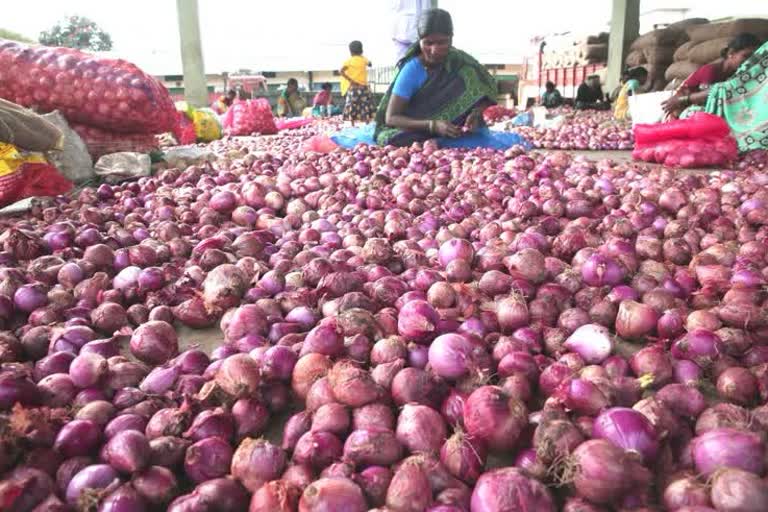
[576,75,609,110]
[374,8,497,147]
[312,83,335,117]
[541,81,563,108]
[669,37,766,152]
[211,89,236,115]
[277,78,307,118]
[662,33,761,119]
[614,66,648,120]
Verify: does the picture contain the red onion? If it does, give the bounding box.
[463,385,527,451]
[398,300,439,343]
[132,466,179,506]
[570,439,650,505]
[249,480,301,512]
[471,467,556,512]
[692,428,765,477]
[386,458,433,512]
[615,300,658,339]
[231,438,287,492]
[564,324,613,364]
[184,437,233,483]
[300,477,367,512]
[129,320,178,365]
[711,468,768,512]
[65,464,121,507]
[343,428,403,467]
[293,431,342,469]
[592,407,659,462]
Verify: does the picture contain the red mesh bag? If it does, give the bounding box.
[173,112,197,145]
[632,135,738,168]
[222,99,277,136]
[633,112,730,145]
[0,162,72,207]
[0,40,175,134]
[71,123,158,160]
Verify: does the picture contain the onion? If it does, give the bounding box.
[564,324,613,364]
[132,466,179,506]
[300,477,367,512]
[129,320,178,365]
[692,428,765,477]
[396,403,447,454]
[184,437,234,483]
[711,468,768,512]
[570,439,650,505]
[471,467,556,512]
[463,385,527,451]
[65,464,121,507]
[386,458,434,512]
[343,428,403,467]
[615,300,658,339]
[398,300,439,343]
[231,438,286,492]
[592,407,659,462]
[249,480,301,512]
[215,353,261,398]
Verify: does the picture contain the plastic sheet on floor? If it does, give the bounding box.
[330,124,532,151]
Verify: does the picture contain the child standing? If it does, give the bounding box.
[341,41,375,124]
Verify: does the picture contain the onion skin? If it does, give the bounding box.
[711,468,768,512]
[592,408,659,463]
[299,477,367,512]
[571,439,651,505]
[463,386,527,451]
[691,428,765,477]
[471,467,556,512]
[231,438,287,492]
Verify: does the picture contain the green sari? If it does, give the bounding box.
[374,46,497,146]
[703,41,768,152]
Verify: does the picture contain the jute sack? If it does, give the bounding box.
[0,99,63,152]
[688,38,730,65]
[686,19,768,44]
[665,61,701,81]
[625,49,646,67]
[643,46,676,65]
[673,41,695,62]
[631,28,682,50]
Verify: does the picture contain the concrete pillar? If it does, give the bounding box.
[606,0,640,92]
[176,0,208,107]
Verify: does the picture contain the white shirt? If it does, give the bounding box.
[391,0,432,45]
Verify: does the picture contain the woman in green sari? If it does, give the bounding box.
[374,8,498,146]
[704,39,768,152]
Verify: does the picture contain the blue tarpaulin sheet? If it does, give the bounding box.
[330,124,532,151]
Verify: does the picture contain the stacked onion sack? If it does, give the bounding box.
[1,138,768,511]
[625,19,709,92]
[0,39,176,160]
[666,18,768,91]
[542,33,608,70]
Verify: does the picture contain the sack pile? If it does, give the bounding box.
[665,18,768,88]
[0,39,175,159]
[542,33,609,69]
[626,19,709,91]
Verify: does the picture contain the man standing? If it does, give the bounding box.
[392,0,433,62]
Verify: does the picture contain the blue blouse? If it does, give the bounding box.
[391,57,429,100]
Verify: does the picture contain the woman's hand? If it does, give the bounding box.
[661,95,683,115]
[433,120,462,138]
[463,109,484,132]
